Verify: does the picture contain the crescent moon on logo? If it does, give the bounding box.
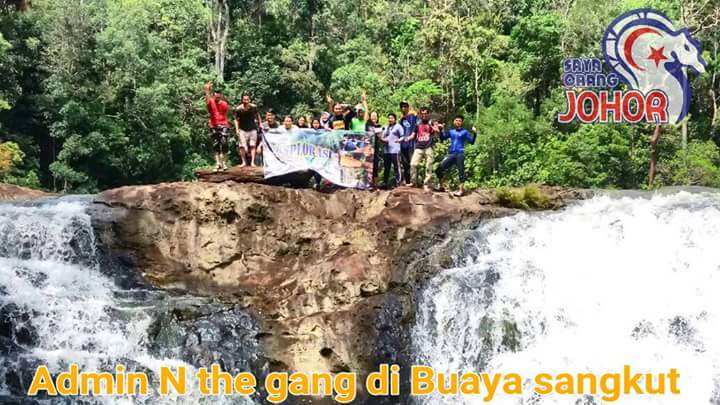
[623,27,662,71]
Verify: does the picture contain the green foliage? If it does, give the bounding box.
[496,187,526,209]
[0,0,718,192]
[511,13,564,115]
[0,32,11,110]
[658,140,720,188]
[31,0,211,191]
[496,185,551,210]
[392,80,443,113]
[0,141,22,176]
[0,141,40,188]
[467,92,544,187]
[522,185,551,209]
[540,125,634,188]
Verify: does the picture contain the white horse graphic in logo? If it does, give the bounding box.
[603,9,706,124]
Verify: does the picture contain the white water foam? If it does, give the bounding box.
[0,200,253,404]
[413,191,720,404]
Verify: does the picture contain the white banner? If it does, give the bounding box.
[262,128,375,189]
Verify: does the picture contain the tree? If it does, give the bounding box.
[656,139,720,187]
[0,140,39,187]
[541,125,633,188]
[0,0,29,13]
[511,13,564,115]
[0,33,10,111]
[0,0,717,192]
[38,0,211,192]
[0,141,22,177]
[207,0,230,81]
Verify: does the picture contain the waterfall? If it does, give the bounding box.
[0,198,259,404]
[412,191,720,405]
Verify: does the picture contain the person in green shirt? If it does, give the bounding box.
[349,92,369,132]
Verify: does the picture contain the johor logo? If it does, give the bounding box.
[559,8,706,125]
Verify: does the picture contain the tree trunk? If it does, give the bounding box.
[712,42,718,137]
[648,124,662,188]
[207,0,229,81]
[680,66,689,181]
[474,65,480,123]
[450,64,455,110]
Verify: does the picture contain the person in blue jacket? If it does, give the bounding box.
[436,114,477,197]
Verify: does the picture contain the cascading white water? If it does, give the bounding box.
[413,191,720,405]
[0,199,254,404]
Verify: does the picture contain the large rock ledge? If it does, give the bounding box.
[0,183,54,201]
[93,182,590,399]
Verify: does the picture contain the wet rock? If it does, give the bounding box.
[501,320,521,352]
[3,357,42,397]
[94,181,588,384]
[148,300,266,377]
[194,165,315,188]
[0,396,41,405]
[0,303,38,348]
[13,266,48,289]
[0,336,20,355]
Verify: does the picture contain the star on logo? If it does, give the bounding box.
[647,46,668,67]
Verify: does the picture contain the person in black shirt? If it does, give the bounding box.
[399,101,417,186]
[234,94,262,167]
[297,116,309,128]
[262,110,279,132]
[325,95,356,130]
[258,109,280,163]
[365,111,382,188]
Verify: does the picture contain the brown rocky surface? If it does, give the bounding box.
[195,165,266,184]
[93,181,590,400]
[0,183,55,201]
[195,164,314,187]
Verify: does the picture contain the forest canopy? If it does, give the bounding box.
[0,0,718,192]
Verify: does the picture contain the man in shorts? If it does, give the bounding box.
[408,107,438,191]
[234,94,263,167]
[204,82,230,172]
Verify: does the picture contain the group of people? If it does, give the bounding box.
[204,82,477,196]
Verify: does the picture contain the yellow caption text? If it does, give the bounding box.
[27,364,681,403]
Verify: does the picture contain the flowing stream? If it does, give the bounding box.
[412,190,720,405]
[0,197,262,404]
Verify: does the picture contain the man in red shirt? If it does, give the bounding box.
[205,82,230,172]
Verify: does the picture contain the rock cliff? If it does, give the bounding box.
[0,183,55,201]
[92,180,589,399]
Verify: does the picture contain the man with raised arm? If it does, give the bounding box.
[205,82,230,172]
[349,92,369,132]
[325,94,357,130]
